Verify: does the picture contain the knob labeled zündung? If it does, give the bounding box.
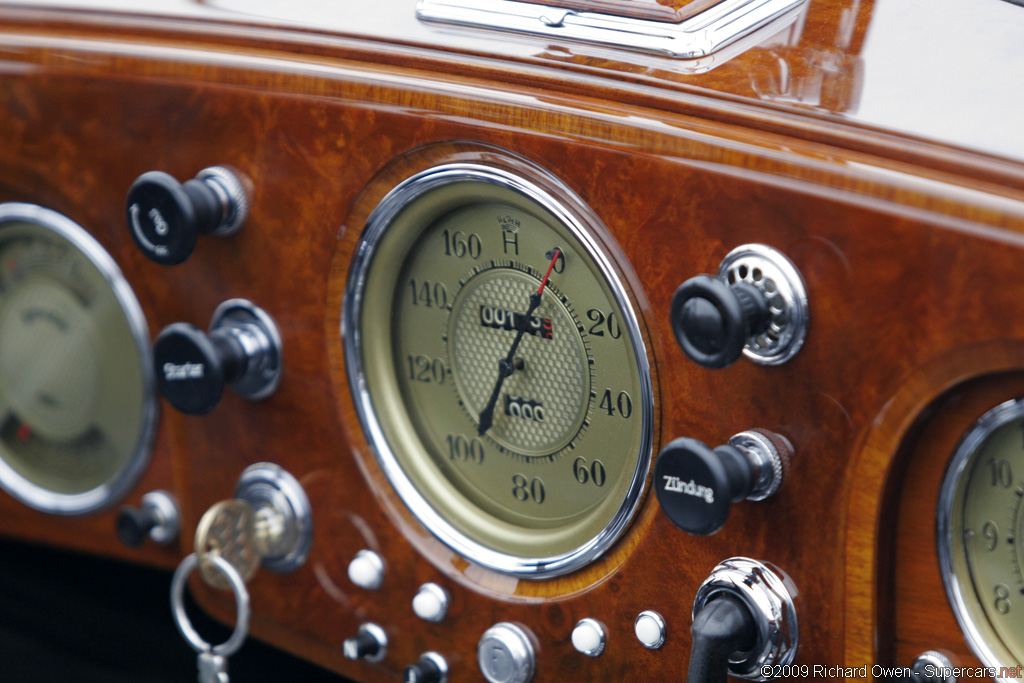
[654,430,790,535]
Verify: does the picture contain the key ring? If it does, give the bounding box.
[171,552,250,657]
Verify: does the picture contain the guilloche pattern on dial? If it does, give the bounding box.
[449,268,590,456]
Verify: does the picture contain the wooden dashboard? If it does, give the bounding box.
[1,0,1024,681]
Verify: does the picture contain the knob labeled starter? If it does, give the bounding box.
[654,430,790,535]
[154,299,282,415]
[671,244,808,368]
[126,166,248,265]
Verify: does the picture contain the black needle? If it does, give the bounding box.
[477,248,561,436]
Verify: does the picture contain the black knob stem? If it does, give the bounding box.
[686,594,758,683]
[115,505,162,547]
[671,274,770,368]
[343,632,382,661]
[404,657,444,683]
[654,438,752,536]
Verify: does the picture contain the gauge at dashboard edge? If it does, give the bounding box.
[342,163,654,578]
[0,203,156,515]
[938,398,1024,677]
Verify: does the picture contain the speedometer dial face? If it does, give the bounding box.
[0,204,155,515]
[344,165,653,577]
[939,398,1024,672]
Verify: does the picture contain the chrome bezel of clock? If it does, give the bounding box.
[937,397,1024,678]
[342,163,654,578]
[0,203,157,515]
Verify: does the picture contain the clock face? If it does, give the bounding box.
[344,164,653,577]
[940,398,1024,673]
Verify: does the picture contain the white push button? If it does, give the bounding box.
[571,618,605,657]
[347,549,384,590]
[634,610,666,649]
[412,583,450,622]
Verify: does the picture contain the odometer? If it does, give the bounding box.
[343,165,653,577]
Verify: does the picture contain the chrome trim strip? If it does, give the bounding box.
[417,0,806,59]
[0,203,157,515]
[937,398,1024,680]
[342,164,654,578]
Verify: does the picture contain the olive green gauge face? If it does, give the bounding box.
[939,399,1024,673]
[0,204,155,515]
[345,165,653,577]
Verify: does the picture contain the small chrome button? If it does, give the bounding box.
[634,610,666,649]
[412,583,450,622]
[478,622,535,683]
[571,618,606,657]
[347,549,384,591]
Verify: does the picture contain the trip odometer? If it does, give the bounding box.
[344,164,653,577]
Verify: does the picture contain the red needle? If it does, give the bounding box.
[537,248,561,296]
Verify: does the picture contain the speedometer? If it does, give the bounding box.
[343,164,653,577]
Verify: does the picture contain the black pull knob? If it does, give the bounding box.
[404,654,447,683]
[670,274,769,369]
[154,300,282,416]
[342,624,387,663]
[126,166,247,265]
[344,632,383,660]
[116,504,161,547]
[115,491,180,547]
[654,430,789,535]
[154,323,245,415]
[686,594,757,683]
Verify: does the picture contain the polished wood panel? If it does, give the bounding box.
[0,7,1022,682]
